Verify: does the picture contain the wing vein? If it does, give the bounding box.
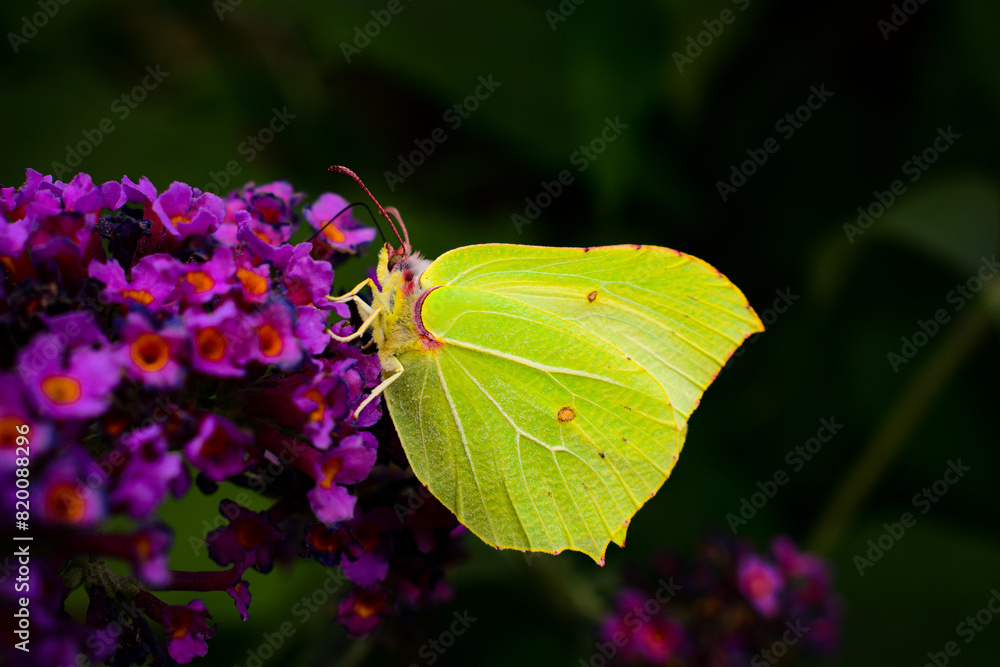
[434,355,498,544]
[448,356,555,549]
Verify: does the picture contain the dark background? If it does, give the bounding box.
[2,0,998,665]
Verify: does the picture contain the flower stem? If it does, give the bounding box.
[135,590,167,624]
[154,565,241,592]
[806,301,992,555]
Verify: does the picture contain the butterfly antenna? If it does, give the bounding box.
[383,206,410,248]
[328,165,407,252]
[306,201,387,245]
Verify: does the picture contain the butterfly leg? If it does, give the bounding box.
[352,356,403,419]
[352,295,373,318]
[349,297,381,352]
[325,277,376,304]
[327,305,383,342]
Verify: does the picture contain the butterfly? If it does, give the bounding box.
[326,166,763,564]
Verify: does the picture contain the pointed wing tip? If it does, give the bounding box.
[746,306,766,334]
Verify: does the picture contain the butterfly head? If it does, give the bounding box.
[384,240,411,272]
[377,241,429,298]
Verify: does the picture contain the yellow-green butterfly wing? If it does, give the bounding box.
[382,244,762,563]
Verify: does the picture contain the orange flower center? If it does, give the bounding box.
[232,580,247,599]
[257,324,282,357]
[45,482,87,523]
[322,224,346,243]
[319,457,342,490]
[121,289,154,305]
[166,610,192,639]
[304,388,325,422]
[236,268,268,295]
[354,592,381,619]
[196,327,227,361]
[253,229,273,244]
[353,524,380,552]
[307,526,339,552]
[236,521,264,548]
[169,214,189,229]
[0,417,21,449]
[185,271,215,293]
[135,534,152,560]
[131,333,170,372]
[41,375,82,404]
[201,426,230,457]
[103,413,128,436]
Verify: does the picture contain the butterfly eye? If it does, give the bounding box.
[387,254,402,271]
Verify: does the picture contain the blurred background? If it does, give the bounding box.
[2,0,999,665]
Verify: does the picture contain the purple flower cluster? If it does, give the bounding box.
[598,535,841,666]
[0,169,463,665]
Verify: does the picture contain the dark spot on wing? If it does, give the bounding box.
[557,406,575,422]
[622,405,632,411]
[583,247,591,253]
[598,451,605,459]
[587,290,598,303]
